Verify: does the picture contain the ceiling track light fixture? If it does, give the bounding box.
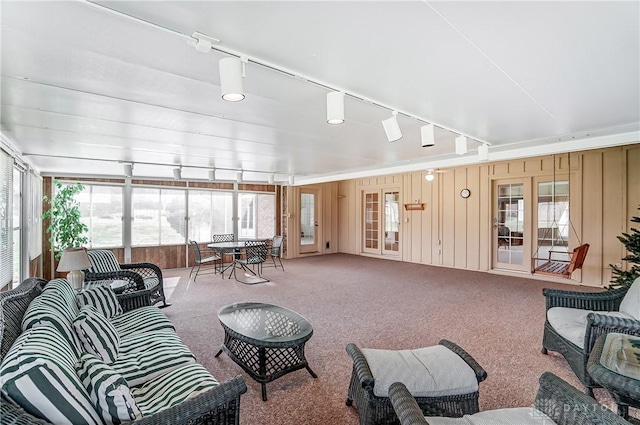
[123,163,133,177]
[268,174,275,184]
[326,91,345,124]
[421,124,435,147]
[288,175,295,185]
[236,171,243,183]
[219,56,247,102]
[173,167,182,180]
[478,144,489,161]
[208,169,216,181]
[382,111,402,142]
[189,32,220,53]
[455,135,468,155]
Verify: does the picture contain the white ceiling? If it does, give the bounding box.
[2,1,639,184]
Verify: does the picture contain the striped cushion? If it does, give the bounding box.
[76,353,141,424]
[21,293,82,356]
[144,276,159,290]
[44,278,77,303]
[87,250,122,273]
[112,335,195,387]
[77,285,123,319]
[132,363,218,417]
[110,306,175,338]
[119,330,184,354]
[73,306,120,364]
[0,323,101,424]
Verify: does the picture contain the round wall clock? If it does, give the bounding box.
[460,188,471,199]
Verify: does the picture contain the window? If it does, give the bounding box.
[132,187,186,246]
[537,180,569,255]
[238,193,275,239]
[12,167,22,285]
[76,184,124,248]
[1,149,13,288]
[188,190,233,242]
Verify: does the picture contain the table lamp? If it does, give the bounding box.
[57,247,91,290]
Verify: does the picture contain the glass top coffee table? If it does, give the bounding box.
[215,302,317,401]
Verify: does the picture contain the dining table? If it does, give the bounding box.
[207,240,268,278]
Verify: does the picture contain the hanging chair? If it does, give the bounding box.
[532,153,589,279]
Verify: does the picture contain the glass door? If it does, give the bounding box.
[300,190,319,254]
[493,181,528,271]
[383,190,400,255]
[362,190,380,255]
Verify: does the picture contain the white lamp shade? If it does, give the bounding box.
[425,171,435,181]
[421,124,435,147]
[326,91,345,124]
[219,57,245,102]
[478,144,489,161]
[455,135,468,155]
[382,114,402,142]
[57,248,91,290]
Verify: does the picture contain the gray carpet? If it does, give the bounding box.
[161,253,636,424]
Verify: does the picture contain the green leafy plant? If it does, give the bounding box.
[42,181,89,259]
[609,207,640,289]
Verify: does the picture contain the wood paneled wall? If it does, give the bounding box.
[330,144,640,288]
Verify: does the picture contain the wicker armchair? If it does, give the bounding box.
[85,249,169,310]
[389,372,629,425]
[541,282,640,396]
[0,279,247,425]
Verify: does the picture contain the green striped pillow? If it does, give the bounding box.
[74,306,120,364]
[111,306,175,338]
[0,323,102,424]
[77,285,123,319]
[76,353,141,424]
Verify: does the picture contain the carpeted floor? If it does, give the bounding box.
[161,253,637,424]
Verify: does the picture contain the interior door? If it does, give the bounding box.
[493,180,529,271]
[362,190,380,255]
[299,190,319,254]
[382,190,400,255]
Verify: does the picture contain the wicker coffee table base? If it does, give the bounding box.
[215,325,317,401]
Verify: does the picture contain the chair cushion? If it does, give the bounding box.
[546,307,632,349]
[73,306,120,364]
[599,332,640,380]
[362,345,478,398]
[422,407,556,425]
[110,306,175,339]
[111,333,196,387]
[77,285,123,319]
[87,250,122,273]
[619,277,640,320]
[0,323,102,424]
[132,363,219,417]
[143,276,160,291]
[76,353,141,424]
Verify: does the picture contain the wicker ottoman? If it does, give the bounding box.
[346,339,487,425]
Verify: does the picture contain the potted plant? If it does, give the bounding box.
[42,180,89,260]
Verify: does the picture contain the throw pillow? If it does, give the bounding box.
[74,306,120,364]
[76,353,141,425]
[77,285,123,319]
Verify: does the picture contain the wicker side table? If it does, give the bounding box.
[215,302,317,401]
[587,333,640,420]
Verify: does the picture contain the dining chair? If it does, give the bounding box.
[229,240,269,284]
[268,235,284,270]
[189,240,221,281]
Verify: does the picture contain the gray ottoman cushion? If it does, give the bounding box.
[362,345,478,398]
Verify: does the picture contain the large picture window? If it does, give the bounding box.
[132,187,186,246]
[238,193,275,239]
[188,190,233,242]
[76,184,124,248]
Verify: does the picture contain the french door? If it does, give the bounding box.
[492,180,530,272]
[362,188,400,256]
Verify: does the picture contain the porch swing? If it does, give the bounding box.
[532,153,590,279]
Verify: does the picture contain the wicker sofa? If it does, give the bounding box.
[388,372,630,425]
[0,278,246,425]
